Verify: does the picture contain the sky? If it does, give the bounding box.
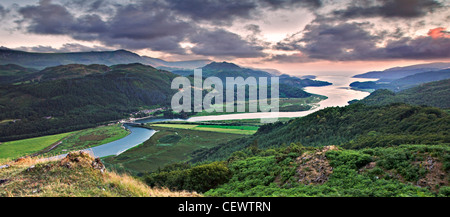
[0,0,449,75]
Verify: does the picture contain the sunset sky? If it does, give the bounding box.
[0,0,449,75]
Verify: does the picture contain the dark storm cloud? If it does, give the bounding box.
[298,22,381,60]
[16,0,193,54]
[165,0,256,25]
[15,0,268,57]
[381,36,450,59]
[18,0,75,34]
[258,0,322,10]
[269,53,312,63]
[164,0,322,25]
[245,24,262,35]
[190,29,266,58]
[0,5,6,18]
[272,21,450,62]
[332,0,443,19]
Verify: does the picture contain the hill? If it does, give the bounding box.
[0,48,210,70]
[145,143,449,196]
[0,151,199,197]
[0,64,38,84]
[189,103,450,162]
[350,68,450,92]
[173,61,331,99]
[353,62,450,81]
[355,79,450,109]
[141,103,450,196]
[176,61,331,87]
[0,63,178,141]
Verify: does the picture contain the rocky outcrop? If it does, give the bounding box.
[415,156,448,191]
[59,151,105,173]
[295,146,338,185]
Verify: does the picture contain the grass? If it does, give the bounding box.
[149,123,258,135]
[103,127,248,174]
[0,132,74,160]
[0,124,129,161]
[47,124,130,156]
[194,117,295,126]
[191,96,325,117]
[0,151,200,197]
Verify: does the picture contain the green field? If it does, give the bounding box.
[191,96,325,117]
[103,126,249,174]
[0,124,129,160]
[197,117,294,126]
[149,123,258,135]
[47,124,130,155]
[0,132,74,160]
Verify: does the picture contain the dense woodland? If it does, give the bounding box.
[144,80,450,196]
[0,63,178,141]
[354,79,450,109]
[189,103,450,163]
[0,61,329,141]
[145,142,449,196]
[1,57,449,197]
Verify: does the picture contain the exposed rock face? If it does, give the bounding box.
[295,146,338,185]
[415,156,448,191]
[59,151,105,173]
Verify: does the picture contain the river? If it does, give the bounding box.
[185,74,376,121]
[84,74,377,158]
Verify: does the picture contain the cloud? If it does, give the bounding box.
[16,0,194,54]
[164,0,323,25]
[18,0,75,34]
[428,27,450,39]
[382,34,450,59]
[268,52,312,63]
[15,43,112,53]
[274,22,450,61]
[14,0,270,58]
[276,22,382,60]
[332,0,443,19]
[10,0,449,61]
[0,4,7,19]
[258,0,322,10]
[190,29,266,58]
[164,0,256,25]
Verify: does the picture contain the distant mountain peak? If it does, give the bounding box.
[203,61,242,70]
[0,46,12,51]
[0,48,209,70]
[353,62,450,80]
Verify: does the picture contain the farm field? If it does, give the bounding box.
[0,124,129,160]
[103,126,249,174]
[0,132,74,160]
[149,123,259,135]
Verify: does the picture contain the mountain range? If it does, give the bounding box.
[354,79,450,109]
[0,47,210,70]
[350,68,450,92]
[353,62,450,81]
[0,63,178,141]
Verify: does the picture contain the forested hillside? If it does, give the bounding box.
[146,142,449,197]
[355,79,450,109]
[353,62,450,80]
[142,102,450,196]
[350,69,450,92]
[173,61,331,99]
[0,64,38,84]
[0,48,209,70]
[190,103,450,162]
[0,63,178,141]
